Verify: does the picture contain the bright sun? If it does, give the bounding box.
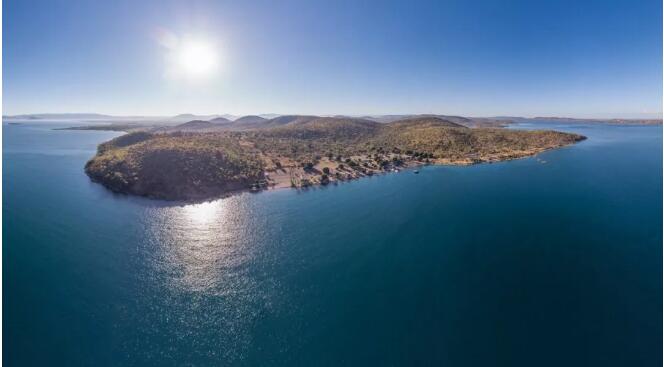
[177,41,217,77]
[177,40,217,77]
[157,29,221,81]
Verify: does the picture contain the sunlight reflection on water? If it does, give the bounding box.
[144,197,260,295]
[127,195,290,362]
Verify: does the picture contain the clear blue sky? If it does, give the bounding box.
[3,0,662,117]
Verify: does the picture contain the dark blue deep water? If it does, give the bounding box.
[3,121,662,366]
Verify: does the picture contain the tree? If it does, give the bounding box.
[322,167,330,175]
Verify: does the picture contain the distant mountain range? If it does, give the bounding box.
[234,115,268,125]
[162,115,484,133]
[3,113,279,123]
[4,113,661,126]
[3,113,115,120]
[170,114,238,123]
[524,117,662,125]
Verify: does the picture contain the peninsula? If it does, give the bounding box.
[84,115,586,200]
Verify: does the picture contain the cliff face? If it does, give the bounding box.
[85,117,586,201]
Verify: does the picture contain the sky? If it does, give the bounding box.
[3,0,662,118]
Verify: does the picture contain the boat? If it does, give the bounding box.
[414,170,419,174]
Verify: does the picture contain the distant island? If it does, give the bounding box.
[83,115,586,201]
[527,117,662,125]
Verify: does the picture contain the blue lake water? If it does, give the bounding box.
[3,121,662,366]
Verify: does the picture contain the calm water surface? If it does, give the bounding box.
[3,121,662,366]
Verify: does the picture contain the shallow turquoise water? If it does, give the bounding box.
[3,121,662,366]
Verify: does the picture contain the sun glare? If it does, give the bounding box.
[158,29,220,81]
[177,40,217,77]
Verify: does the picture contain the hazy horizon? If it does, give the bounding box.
[3,111,662,120]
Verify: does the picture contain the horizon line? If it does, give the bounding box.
[3,112,663,120]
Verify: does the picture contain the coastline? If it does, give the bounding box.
[82,116,587,202]
[256,142,578,192]
[89,140,582,204]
